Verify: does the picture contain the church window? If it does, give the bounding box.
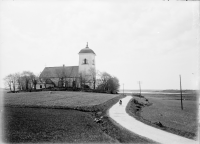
[92,60,95,65]
[82,58,88,64]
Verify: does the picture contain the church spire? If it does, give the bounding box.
[86,42,89,48]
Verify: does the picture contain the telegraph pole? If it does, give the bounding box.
[123,83,124,96]
[138,81,142,97]
[139,81,141,97]
[179,75,183,110]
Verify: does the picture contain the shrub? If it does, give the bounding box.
[96,73,120,94]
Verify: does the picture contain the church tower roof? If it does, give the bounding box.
[78,42,96,55]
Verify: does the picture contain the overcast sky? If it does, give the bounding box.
[0,0,199,90]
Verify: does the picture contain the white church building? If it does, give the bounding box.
[39,43,96,89]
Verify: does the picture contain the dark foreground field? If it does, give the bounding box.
[127,92,198,140]
[2,91,154,143]
[3,107,116,143]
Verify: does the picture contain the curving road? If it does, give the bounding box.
[109,96,197,144]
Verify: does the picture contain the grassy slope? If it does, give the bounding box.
[142,94,198,134]
[3,107,116,143]
[3,91,154,143]
[127,94,198,140]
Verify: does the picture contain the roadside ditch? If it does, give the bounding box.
[126,96,196,140]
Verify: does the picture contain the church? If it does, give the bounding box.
[39,43,96,89]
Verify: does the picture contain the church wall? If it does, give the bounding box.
[36,83,45,89]
[79,53,95,76]
[78,53,96,89]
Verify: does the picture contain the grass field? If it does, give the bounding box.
[3,107,116,143]
[127,92,198,139]
[2,91,154,143]
[3,91,117,109]
[142,93,198,134]
[2,91,118,143]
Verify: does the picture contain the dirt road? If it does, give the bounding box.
[109,96,198,144]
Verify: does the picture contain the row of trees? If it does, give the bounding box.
[4,69,120,93]
[4,71,38,92]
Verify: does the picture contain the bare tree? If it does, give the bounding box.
[96,71,120,93]
[55,69,64,87]
[63,66,75,88]
[11,73,19,92]
[30,74,38,90]
[79,71,90,90]
[88,67,97,89]
[15,73,22,90]
[4,73,21,92]
[97,72,112,91]
[107,76,120,93]
[40,71,51,88]
[63,70,68,88]
[79,72,84,90]
[4,71,38,92]
[4,74,13,91]
[21,71,34,91]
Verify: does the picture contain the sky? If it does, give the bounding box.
[0,0,199,90]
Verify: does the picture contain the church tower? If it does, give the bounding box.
[78,42,96,77]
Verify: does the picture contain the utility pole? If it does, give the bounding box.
[139,81,141,97]
[137,81,142,97]
[123,83,124,96]
[179,75,183,110]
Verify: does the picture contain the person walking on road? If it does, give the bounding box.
[119,99,122,105]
